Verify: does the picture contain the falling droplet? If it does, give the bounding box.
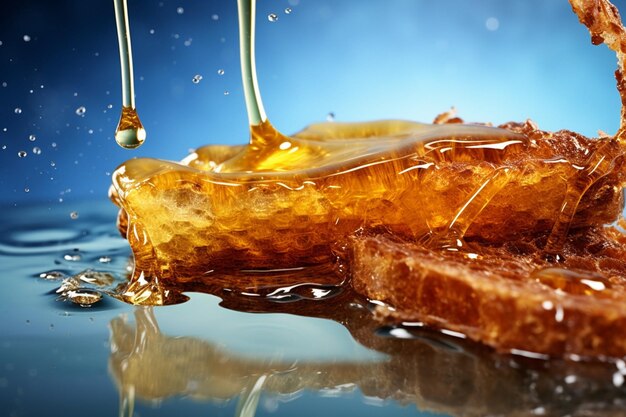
[176,6,184,14]
[217,69,225,75]
[285,8,292,14]
[28,134,36,142]
[70,211,79,220]
[192,74,203,84]
[268,13,278,22]
[115,106,146,149]
[14,108,22,114]
[75,106,86,116]
[17,150,27,158]
[32,146,41,155]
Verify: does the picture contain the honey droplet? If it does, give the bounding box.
[115,106,146,149]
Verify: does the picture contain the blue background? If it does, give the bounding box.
[0,0,624,206]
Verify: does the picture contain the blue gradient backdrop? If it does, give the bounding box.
[1,0,625,206]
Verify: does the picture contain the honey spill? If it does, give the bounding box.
[109,0,626,306]
[113,0,146,149]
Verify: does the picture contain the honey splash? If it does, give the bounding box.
[113,0,146,149]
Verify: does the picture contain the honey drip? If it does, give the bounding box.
[109,0,626,309]
[113,0,146,149]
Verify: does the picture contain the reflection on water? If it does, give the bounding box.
[110,291,626,417]
[1,201,626,417]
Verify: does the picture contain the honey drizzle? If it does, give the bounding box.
[113,0,146,149]
[237,0,271,136]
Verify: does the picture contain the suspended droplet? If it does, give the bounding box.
[268,13,278,22]
[70,211,79,220]
[192,74,203,84]
[75,106,86,116]
[217,69,225,75]
[115,106,146,149]
[17,150,27,158]
[28,134,36,142]
[14,108,22,114]
[32,146,41,155]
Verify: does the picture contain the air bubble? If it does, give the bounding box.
[285,8,292,14]
[211,14,219,21]
[326,112,335,122]
[32,147,41,155]
[50,161,56,167]
[268,13,278,22]
[17,150,27,158]
[224,90,230,95]
[75,106,86,116]
[149,29,155,35]
[176,7,184,14]
[217,69,225,75]
[184,38,192,46]
[192,74,203,84]
[27,134,36,142]
[98,256,112,263]
[70,211,79,220]
[486,17,500,31]
[23,35,31,42]
[14,108,22,114]
[24,188,30,193]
